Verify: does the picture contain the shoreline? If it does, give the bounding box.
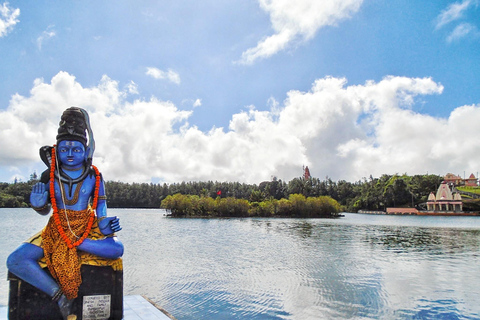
[357,209,480,216]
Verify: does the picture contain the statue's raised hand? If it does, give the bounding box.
[30,182,48,209]
[99,216,122,236]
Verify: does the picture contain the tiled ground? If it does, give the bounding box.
[0,306,5,320]
[124,295,173,320]
[0,295,173,320]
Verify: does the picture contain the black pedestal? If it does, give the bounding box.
[8,265,123,320]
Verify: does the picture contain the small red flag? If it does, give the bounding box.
[217,190,222,195]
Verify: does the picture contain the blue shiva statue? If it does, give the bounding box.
[7,107,124,320]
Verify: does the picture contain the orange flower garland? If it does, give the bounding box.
[49,145,99,249]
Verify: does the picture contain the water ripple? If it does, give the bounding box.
[2,209,480,319]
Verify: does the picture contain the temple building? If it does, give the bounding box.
[443,172,478,187]
[465,173,478,187]
[443,173,462,186]
[426,181,463,212]
[385,175,480,216]
[303,166,311,180]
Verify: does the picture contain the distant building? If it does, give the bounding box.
[465,173,478,187]
[443,172,478,187]
[426,181,463,212]
[443,173,462,186]
[303,166,311,180]
[384,178,479,216]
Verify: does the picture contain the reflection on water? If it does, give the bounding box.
[1,209,480,319]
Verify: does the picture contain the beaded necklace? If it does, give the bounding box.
[49,145,99,249]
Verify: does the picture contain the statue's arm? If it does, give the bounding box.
[96,177,122,236]
[30,182,51,215]
[77,237,124,259]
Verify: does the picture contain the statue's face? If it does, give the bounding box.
[57,140,86,169]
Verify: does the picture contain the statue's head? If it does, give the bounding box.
[55,107,95,167]
[56,107,88,147]
[57,140,86,168]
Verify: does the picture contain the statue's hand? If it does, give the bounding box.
[30,182,48,208]
[99,216,122,236]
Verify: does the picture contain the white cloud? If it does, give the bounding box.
[146,67,181,85]
[446,22,478,42]
[37,25,56,50]
[0,2,20,37]
[3,71,480,185]
[193,99,202,108]
[435,0,480,42]
[435,0,472,29]
[124,80,139,95]
[239,0,363,64]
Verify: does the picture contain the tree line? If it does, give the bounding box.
[1,172,445,212]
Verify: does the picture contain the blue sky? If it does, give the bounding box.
[1,0,480,184]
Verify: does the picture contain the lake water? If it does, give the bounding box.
[1,208,480,319]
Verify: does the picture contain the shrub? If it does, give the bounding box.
[216,197,250,217]
[161,193,340,218]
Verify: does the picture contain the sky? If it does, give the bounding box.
[1,0,480,184]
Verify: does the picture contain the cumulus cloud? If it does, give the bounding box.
[124,80,139,95]
[0,2,20,37]
[146,67,181,85]
[2,71,480,184]
[239,0,363,64]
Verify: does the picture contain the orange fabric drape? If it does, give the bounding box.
[42,208,95,299]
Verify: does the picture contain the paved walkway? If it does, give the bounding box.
[0,306,5,320]
[0,295,174,320]
[124,295,174,320]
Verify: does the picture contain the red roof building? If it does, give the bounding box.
[303,166,311,180]
[443,173,462,186]
[443,172,478,187]
[465,173,478,187]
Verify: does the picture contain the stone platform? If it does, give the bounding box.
[8,265,123,319]
[5,263,175,320]
[1,295,174,320]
